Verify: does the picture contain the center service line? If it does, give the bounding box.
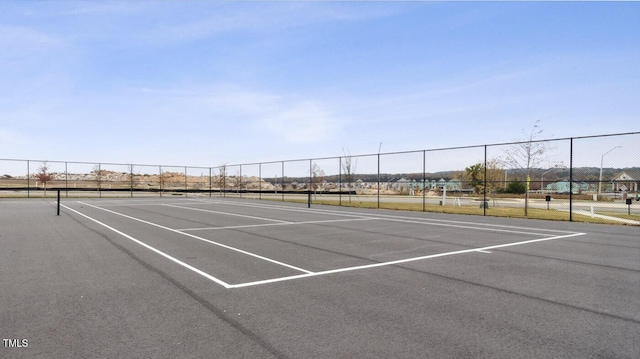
[162,203,292,223]
[76,201,314,275]
[177,217,378,232]
[61,204,233,288]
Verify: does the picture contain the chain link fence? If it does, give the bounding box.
[2,132,638,225]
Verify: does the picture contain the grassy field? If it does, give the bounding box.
[282,197,633,225]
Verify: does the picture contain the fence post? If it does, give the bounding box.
[423,150,426,212]
[281,161,284,202]
[309,159,312,207]
[209,167,212,197]
[377,152,380,209]
[339,157,342,206]
[569,138,573,222]
[27,160,30,198]
[130,164,133,198]
[99,163,102,198]
[483,145,487,216]
[65,162,68,198]
[57,190,60,216]
[259,163,262,200]
[184,167,188,197]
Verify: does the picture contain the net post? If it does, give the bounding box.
[57,190,61,216]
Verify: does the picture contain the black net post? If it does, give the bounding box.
[57,190,60,216]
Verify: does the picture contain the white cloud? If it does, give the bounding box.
[0,24,67,63]
[136,2,402,43]
[258,101,342,144]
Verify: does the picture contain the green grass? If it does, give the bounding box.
[277,198,631,225]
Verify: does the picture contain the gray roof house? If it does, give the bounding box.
[611,171,640,193]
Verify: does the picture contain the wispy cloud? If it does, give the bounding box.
[257,101,342,144]
[0,24,66,55]
[137,2,402,43]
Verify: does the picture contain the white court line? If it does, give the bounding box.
[178,217,378,232]
[189,198,578,235]
[187,198,377,220]
[65,200,587,290]
[476,250,492,254]
[94,197,574,236]
[228,232,587,289]
[61,204,233,288]
[162,203,291,223]
[76,201,314,275]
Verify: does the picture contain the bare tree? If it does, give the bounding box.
[233,170,243,194]
[36,161,54,196]
[311,162,325,199]
[93,164,107,193]
[215,163,227,196]
[128,164,140,196]
[341,148,357,203]
[502,121,561,216]
[485,158,506,194]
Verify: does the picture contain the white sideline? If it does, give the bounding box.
[76,201,314,274]
[61,204,233,288]
[64,199,587,290]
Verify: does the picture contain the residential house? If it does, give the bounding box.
[546,181,591,194]
[611,171,640,193]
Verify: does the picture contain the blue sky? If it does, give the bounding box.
[1,1,639,172]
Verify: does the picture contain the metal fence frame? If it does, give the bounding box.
[1,131,638,224]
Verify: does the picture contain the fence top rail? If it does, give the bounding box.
[0,159,212,170]
[221,131,640,168]
[2,131,638,170]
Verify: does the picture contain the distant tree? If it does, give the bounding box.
[93,165,105,191]
[341,148,357,203]
[465,160,506,194]
[36,161,54,195]
[502,120,561,216]
[215,163,227,195]
[233,170,243,193]
[465,163,484,194]
[128,164,141,196]
[504,180,527,194]
[485,158,505,193]
[311,162,325,199]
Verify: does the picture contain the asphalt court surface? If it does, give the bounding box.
[2,197,639,358]
[61,198,587,288]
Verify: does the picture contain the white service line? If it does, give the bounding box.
[376,217,546,236]
[228,232,587,289]
[188,198,578,235]
[61,204,233,288]
[178,217,379,231]
[76,201,314,275]
[187,198,376,219]
[162,203,291,223]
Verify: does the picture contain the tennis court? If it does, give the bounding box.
[2,197,639,358]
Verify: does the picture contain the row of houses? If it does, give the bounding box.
[289,170,640,195]
[545,171,639,194]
